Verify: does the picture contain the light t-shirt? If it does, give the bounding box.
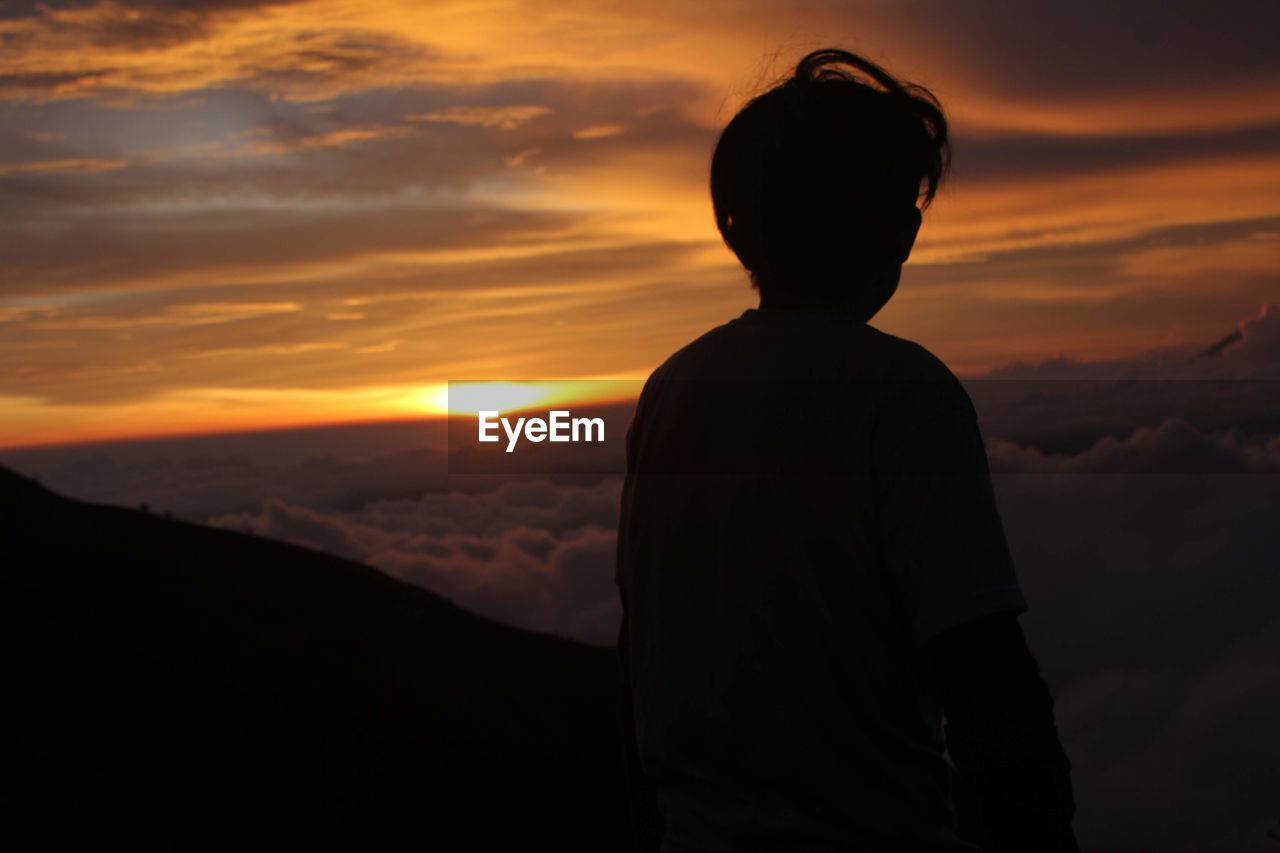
[615,306,1026,852]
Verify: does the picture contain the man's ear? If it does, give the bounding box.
[896,206,923,263]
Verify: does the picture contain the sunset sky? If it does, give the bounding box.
[2,0,1278,447]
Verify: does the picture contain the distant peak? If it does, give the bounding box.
[1192,328,1243,360]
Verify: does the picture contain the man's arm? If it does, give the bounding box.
[615,402,664,853]
[922,612,1079,853]
[616,616,664,853]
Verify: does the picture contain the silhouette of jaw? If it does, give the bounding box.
[757,261,902,323]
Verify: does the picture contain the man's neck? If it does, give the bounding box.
[758,292,869,321]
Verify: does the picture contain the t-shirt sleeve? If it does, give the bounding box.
[871,371,1027,648]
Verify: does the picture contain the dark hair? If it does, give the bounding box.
[710,48,950,296]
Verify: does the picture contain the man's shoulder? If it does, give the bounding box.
[864,326,954,379]
[638,314,970,408]
[865,327,976,422]
[630,321,733,431]
[642,317,742,385]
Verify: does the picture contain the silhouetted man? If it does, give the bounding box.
[615,49,1078,852]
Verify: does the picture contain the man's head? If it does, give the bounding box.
[710,48,950,319]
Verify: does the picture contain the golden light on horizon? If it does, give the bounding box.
[424,380,643,417]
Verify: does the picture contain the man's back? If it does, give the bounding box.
[616,306,1027,851]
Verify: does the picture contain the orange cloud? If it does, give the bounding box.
[409,105,553,130]
[0,157,126,176]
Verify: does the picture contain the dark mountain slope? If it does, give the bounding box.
[0,465,628,847]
